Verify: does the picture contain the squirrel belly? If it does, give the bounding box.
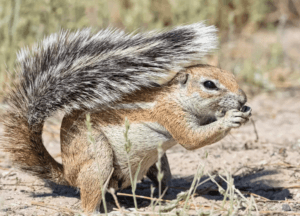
[0,22,251,213]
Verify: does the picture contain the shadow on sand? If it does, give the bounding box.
[31,167,290,211]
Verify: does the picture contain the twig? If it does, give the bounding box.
[117,192,171,203]
[164,177,217,195]
[255,199,300,204]
[250,119,259,142]
[283,185,300,189]
[153,186,169,207]
[112,208,178,215]
[283,200,300,203]
[260,210,300,215]
[193,187,270,203]
[264,161,298,169]
[244,161,300,170]
[108,188,124,214]
[240,191,270,201]
[103,168,114,194]
[31,201,79,215]
[251,195,259,215]
[1,183,44,187]
[117,192,213,211]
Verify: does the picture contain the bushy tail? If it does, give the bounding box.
[1,22,217,183]
[2,112,68,184]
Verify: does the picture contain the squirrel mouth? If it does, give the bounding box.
[216,105,251,118]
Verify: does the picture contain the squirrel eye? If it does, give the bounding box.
[203,81,217,90]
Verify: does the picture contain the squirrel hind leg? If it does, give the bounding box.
[76,138,114,213]
[78,159,114,213]
[146,153,172,190]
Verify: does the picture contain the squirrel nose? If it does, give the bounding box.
[238,89,247,106]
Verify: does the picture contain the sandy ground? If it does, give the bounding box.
[0,89,300,215]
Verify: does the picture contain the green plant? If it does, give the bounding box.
[124,117,143,211]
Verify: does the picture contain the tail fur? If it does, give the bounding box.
[1,22,217,183]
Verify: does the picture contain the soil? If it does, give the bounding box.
[0,89,300,215]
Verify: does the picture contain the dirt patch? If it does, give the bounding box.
[0,89,300,215]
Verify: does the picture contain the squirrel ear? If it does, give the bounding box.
[177,73,190,86]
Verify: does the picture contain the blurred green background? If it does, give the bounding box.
[1,0,300,96]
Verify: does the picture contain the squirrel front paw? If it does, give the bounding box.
[221,107,251,129]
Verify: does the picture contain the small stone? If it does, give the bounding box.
[282,204,291,211]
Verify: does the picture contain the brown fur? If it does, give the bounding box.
[2,65,251,213]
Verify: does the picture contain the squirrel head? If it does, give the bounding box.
[172,65,247,125]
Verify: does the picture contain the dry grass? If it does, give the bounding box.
[1,0,300,96]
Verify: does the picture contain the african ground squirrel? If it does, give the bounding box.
[1,23,251,213]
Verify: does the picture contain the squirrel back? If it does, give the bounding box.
[1,23,218,184]
[12,23,217,127]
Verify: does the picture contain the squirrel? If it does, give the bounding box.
[1,23,251,213]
